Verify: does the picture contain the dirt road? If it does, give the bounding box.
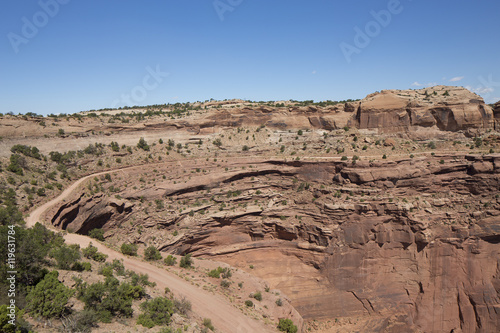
[26,170,276,333]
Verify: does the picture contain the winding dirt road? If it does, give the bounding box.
[26,169,275,333]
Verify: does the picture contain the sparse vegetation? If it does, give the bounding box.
[121,243,138,256]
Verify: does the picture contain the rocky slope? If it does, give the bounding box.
[7,86,499,332]
[0,86,496,159]
[48,153,500,332]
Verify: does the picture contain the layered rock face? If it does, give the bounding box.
[161,157,500,332]
[49,155,500,332]
[350,86,495,133]
[198,86,494,135]
[51,193,133,234]
[0,87,493,149]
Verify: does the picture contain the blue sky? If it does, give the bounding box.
[1,0,499,115]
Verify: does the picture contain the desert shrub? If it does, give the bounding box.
[144,246,162,261]
[0,222,64,305]
[428,141,436,149]
[50,244,81,270]
[207,266,230,278]
[88,228,105,241]
[71,261,92,272]
[137,297,174,328]
[98,264,114,277]
[7,154,25,175]
[220,280,231,288]
[276,298,283,306]
[173,297,192,315]
[111,259,126,276]
[179,254,193,268]
[341,156,348,161]
[128,271,156,287]
[78,276,135,322]
[121,243,138,256]
[137,137,150,151]
[11,144,41,160]
[245,300,253,307]
[164,255,177,266]
[82,243,108,262]
[110,141,120,152]
[203,318,215,331]
[473,137,483,147]
[277,318,298,333]
[242,145,249,151]
[36,187,46,196]
[253,291,262,301]
[213,138,222,147]
[61,309,99,333]
[26,271,74,318]
[0,305,32,333]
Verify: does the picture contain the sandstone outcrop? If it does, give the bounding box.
[48,155,500,332]
[51,193,133,234]
[352,86,494,133]
[0,86,494,153]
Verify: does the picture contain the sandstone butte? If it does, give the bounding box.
[4,85,500,333]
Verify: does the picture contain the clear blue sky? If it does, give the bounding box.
[1,0,499,115]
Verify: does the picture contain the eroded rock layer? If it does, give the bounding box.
[50,155,500,332]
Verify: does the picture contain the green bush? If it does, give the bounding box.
[164,255,177,266]
[137,297,174,328]
[50,244,81,270]
[277,318,298,333]
[82,243,108,262]
[11,144,41,160]
[179,254,193,268]
[253,291,262,301]
[89,228,105,241]
[144,246,162,261]
[71,261,92,272]
[121,243,138,256]
[26,271,74,318]
[78,276,135,322]
[7,154,25,175]
[341,156,348,161]
[245,300,253,307]
[203,318,215,331]
[111,259,126,276]
[128,271,156,287]
[137,137,150,151]
[62,309,99,333]
[0,305,32,333]
[208,266,231,278]
[98,264,114,277]
[276,298,283,306]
